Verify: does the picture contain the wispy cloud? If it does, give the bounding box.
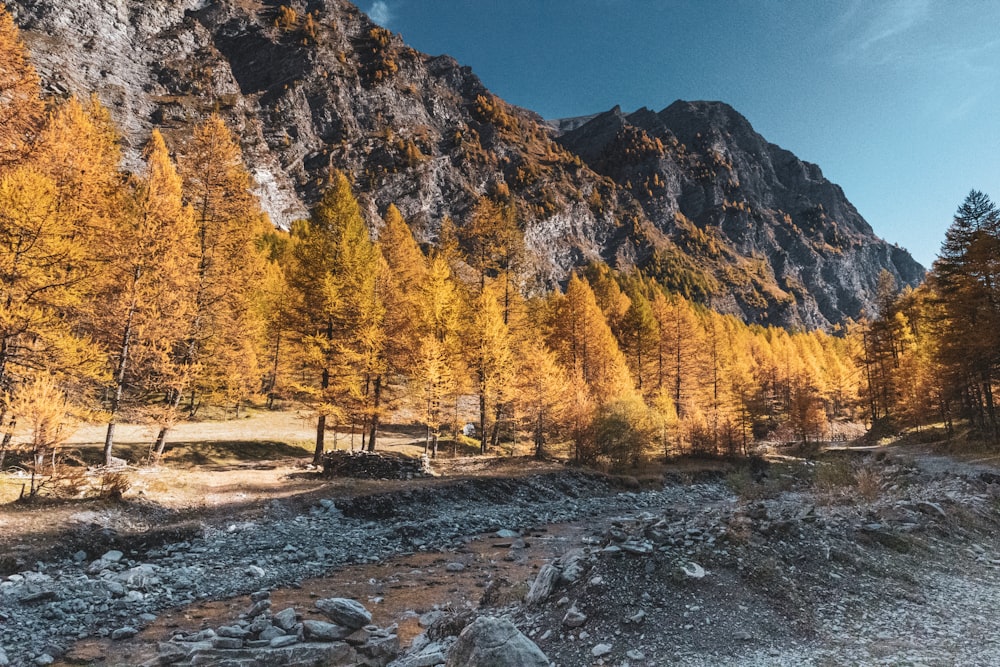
[834,0,930,64]
[368,1,393,27]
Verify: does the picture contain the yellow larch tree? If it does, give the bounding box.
[175,115,269,418]
[0,7,43,171]
[92,130,198,465]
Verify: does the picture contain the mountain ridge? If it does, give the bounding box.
[6,0,923,329]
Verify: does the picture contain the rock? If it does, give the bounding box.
[211,636,243,650]
[315,598,372,630]
[445,562,466,572]
[495,529,520,538]
[101,550,124,563]
[682,562,706,579]
[216,625,251,639]
[33,655,54,666]
[72,551,87,563]
[156,641,191,665]
[627,648,645,660]
[362,633,400,663]
[303,619,351,641]
[0,648,8,667]
[272,607,298,631]
[591,643,613,657]
[445,617,548,667]
[245,598,271,618]
[562,607,588,628]
[628,610,646,624]
[111,626,138,641]
[18,590,57,604]
[418,610,444,628]
[916,501,947,518]
[269,635,299,648]
[245,565,266,578]
[250,590,270,602]
[525,563,559,605]
[259,626,286,641]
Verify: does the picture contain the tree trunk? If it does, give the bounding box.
[479,391,487,455]
[105,300,137,466]
[314,414,326,466]
[367,375,382,452]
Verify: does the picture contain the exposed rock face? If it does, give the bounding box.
[8,0,923,328]
[555,101,925,327]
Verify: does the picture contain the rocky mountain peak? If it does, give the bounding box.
[8,0,923,329]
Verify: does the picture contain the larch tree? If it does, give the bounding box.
[0,167,103,460]
[415,254,464,456]
[515,338,569,458]
[0,7,43,171]
[468,281,515,454]
[288,172,378,462]
[92,130,198,465]
[154,115,268,453]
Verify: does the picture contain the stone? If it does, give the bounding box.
[156,641,190,665]
[216,625,251,639]
[34,655,54,666]
[72,551,87,563]
[916,501,947,518]
[211,636,243,650]
[525,563,559,605]
[446,616,548,667]
[245,598,271,618]
[0,648,8,667]
[495,529,520,538]
[682,562,706,579]
[445,562,466,572]
[111,626,138,641]
[246,565,266,578]
[250,590,270,602]
[259,626,285,641]
[272,607,298,631]
[303,619,351,641]
[591,643,613,657]
[315,598,372,630]
[628,610,646,624]
[563,607,588,628]
[269,635,298,648]
[627,649,646,660]
[362,633,400,662]
[418,610,443,628]
[101,550,124,563]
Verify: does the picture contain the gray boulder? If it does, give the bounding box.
[315,598,372,630]
[445,616,548,667]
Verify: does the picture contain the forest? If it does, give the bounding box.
[0,9,995,499]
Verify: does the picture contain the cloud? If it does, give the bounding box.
[368,1,392,26]
[834,0,930,64]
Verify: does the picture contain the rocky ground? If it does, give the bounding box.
[2,447,1000,665]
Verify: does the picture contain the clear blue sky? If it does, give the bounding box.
[365,0,1000,268]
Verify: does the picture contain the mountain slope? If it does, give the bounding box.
[7,0,923,328]
[555,101,925,326]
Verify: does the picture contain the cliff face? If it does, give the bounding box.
[555,102,925,327]
[7,0,923,328]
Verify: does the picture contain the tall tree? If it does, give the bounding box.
[0,7,43,170]
[287,172,378,462]
[92,130,197,465]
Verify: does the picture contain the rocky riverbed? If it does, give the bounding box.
[4,450,1000,666]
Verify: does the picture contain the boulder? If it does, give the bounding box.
[445,616,548,667]
[315,598,372,630]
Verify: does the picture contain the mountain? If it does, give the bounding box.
[554,102,926,326]
[6,0,923,329]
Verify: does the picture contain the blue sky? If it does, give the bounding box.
[366,0,1000,268]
